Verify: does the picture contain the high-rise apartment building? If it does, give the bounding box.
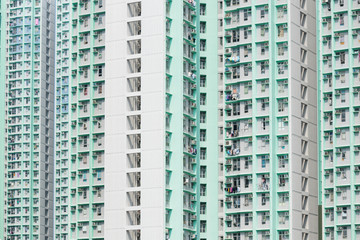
[0,0,7,239]
[4,0,359,240]
[4,0,55,239]
[54,0,105,239]
[104,0,218,239]
[318,0,360,239]
[220,0,318,239]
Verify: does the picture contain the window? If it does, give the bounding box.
[200,148,206,160]
[200,22,206,33]
[340,34,345,45]
[261,156,267,168]
[339,52,345,64]
[200,4,206,15]
[200,76,206,87]
[279,175,286,187]
[244,9,250,21]
[301,66,307,81]
[342,189,347,200]
[260,7,265,18]
[340,90,346,103]
[342,208,347,219]
[200,203,206,214]
[200,112,206,123]
[200,57,206,69]
[200,221,206,233]
[200,130,206,141]
[341,110,346,122]
[200,40,206,51]
[232,30,240,42]
[98,65,103,77]
[278,25,284,37]
[260,26,266,36]
[200,93,206,105]
[279,156,286,168]
[200,184,206,196]
[301,103,307,117]
[278,101,285,112]
[244,101,249,113]
[243,46,249,57]
[278,8,284,19]
[278,45,284,56]
[258,63,265,76]
[243,27,249,39]
[342,227,347,239]
[300,12,306,27]
[279,213,286,224]
[200,166,206,178]
[300,48,307,63]
[244,66,249,76]
[261,194,266,206]
[233,66,240,79]
[244,213,250,225]
[279,193,286,206]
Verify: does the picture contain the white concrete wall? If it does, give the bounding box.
[105,0,166,239]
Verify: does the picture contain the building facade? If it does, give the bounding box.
[221,0,318,239]
[318,0,360,239]
[5,0,360,240]
[4,0,55,239]
[0,0,7,239]
[54,0,105,239]
[104,0,218,239]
